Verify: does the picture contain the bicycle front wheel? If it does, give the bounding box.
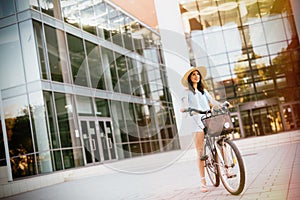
[216,139,245,195]
[205,143,220,187]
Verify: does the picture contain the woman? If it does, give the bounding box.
[180,66,225,193]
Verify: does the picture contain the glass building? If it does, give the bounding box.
[179,0,299,138]
[0,0,180,181]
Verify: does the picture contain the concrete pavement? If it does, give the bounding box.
[1,131,300,200]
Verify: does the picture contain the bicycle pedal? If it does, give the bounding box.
[200,155,208,161]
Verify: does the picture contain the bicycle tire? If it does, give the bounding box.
[205,143,220,187]
[216,139,245,195]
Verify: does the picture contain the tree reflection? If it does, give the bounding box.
[5,107,35,178]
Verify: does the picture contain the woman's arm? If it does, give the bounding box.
[180,89,189,112]
[204,89,222,107]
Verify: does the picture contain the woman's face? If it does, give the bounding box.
[189,70,201,84]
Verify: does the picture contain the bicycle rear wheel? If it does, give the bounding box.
[216,139,245,195]
[205,142,220,187]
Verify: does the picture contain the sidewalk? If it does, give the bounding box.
[1,130,300,200]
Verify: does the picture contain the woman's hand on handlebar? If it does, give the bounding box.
[222,101,231,108]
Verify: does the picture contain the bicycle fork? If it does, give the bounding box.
[215,138,235,169]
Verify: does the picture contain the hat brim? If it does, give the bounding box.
[181,66,207,88]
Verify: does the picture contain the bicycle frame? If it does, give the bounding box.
[182,106,245,195]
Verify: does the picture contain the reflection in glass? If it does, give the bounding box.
[45,24,68,83]
[11,154,37,178]
[36,151,53,174]
[94,1,108,39]
[4,95,33,157]
[127,59,143,96]
[44,91,59,149]
[115,53,131,94]
[85,41,105,90]
[40,0,61,19]
[16,0,39,12]
[52,150,63,171]
[101,47,114,91]
[62,148,83,169]
[76,95,93,116]
[0,25,25,90]
[95,98,110,117]
[0,0,15,18]
[0,116,6,166]
[29,92,51,152]
[61,0,81,28]
[67,33,88,86]
[80,0,97,35]
[3,95,35,178]
[33,21,48,80]
[54,92,72,148]
[19,20,41,82]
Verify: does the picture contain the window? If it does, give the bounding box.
[85,41,106,90]
[0,25,25,90]
[67,33,88,87]
[45,24,68,83]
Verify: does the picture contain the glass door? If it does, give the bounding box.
[80,120,101,164]
[98,120,117,161]
[241,105,282,137]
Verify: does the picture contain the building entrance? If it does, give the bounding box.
[238,98,284,138]
[79,117,117,165]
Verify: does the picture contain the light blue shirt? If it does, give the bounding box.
[183,89,221,112]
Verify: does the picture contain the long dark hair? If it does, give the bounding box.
[187,70,205,94]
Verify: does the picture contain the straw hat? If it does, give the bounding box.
[181,66,207,87]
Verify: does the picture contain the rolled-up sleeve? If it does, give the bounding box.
[204,89,221,107]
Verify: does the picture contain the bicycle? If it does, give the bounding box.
[182,106,246,195]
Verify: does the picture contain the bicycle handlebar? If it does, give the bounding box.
[182,103,230,116]
[181,108,210,115]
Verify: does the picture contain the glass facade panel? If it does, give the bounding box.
[0,0,15,18]
[36,151,52,174]
[80,0,97,35]
[19,20,41,82]
[52,150,63,171]
[45,24,69,83]
[85,40,106,90]
[11,154,37,178]
[3,95,33,157]
[76,95,93,116]
[29,91,51,152]
[94,1,108,39]
[127,59,143,96]
[115,53,131,94]
[40,0,59,18]
[61,0,81,28]
[16,0,39,12]
[33,21,48,80]
[67,33,88,87]
[95,98,110,117]
[0,114,6,166]
[109,7,123,47]
[132,22,144,55]
[3,95,35,178]
[54,92,73,148]
[44,91,59,149]
[263,18,286,44]
[62,148,83,169]
[122,16,135,51]
[0,25,25,90]
[101,47,116,91]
